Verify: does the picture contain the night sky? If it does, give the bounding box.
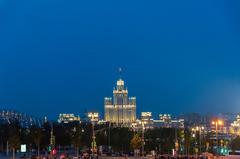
[1,0,240,119]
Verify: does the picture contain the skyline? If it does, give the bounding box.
[0,103,238,121]
[1,1,240,119]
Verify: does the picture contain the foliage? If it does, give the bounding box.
[8,135,21,150]
[30,126,42,146]
[72,124,82,149]
[230,136,240,153]
[0,121,217,155]
[130,133,142,150]
[144,128,175,153]
[8,122,21,150]
[30,126,42,157]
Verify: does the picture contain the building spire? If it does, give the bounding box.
[118,67,123,80]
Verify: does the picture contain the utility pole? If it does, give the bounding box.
[6,140,9,156]
[108,122,111,150]
[50,123,55,147]
[88,112,98,157]
[199,128,202,155]
[212,120,223,156]
[49,123,56,159]
[92,121,96,156]
[141,121,146,157]
[175,128,179,156]
[216,123,218,155]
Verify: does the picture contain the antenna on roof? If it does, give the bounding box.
[118,67,123,79]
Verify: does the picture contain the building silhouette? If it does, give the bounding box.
[104,79,136,126]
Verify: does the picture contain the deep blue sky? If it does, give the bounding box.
[1,0,240,119]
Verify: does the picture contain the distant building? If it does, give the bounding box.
[44,116,48,123]
[179,113,207,127]
[153,114,184,128]
[0,110,43,127]
[58,113,80,123]
[87,112,99,123]
[141,112,154,129]
[132,113,184,130]
[141,112,153,121]
[230,114,240,135]
[104,79,136,126]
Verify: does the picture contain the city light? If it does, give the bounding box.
[88,112,99,123]
[1,0,239,158]
[88,112,98,156]
[212,119,224,155]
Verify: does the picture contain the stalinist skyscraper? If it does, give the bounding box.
[104,78,136,126]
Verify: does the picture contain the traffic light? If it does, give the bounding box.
[48,144,57,156]
[220,147,229,155]
[51,148,57,155]
[48,145,52,152]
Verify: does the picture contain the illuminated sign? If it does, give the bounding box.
[21,144,26,153]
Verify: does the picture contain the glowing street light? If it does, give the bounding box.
[212,119,223,155]
[191,127,197,155]
[88,112,99,156]
[191,126,205,155]
[139,121,147,157]
[196,126,204,154]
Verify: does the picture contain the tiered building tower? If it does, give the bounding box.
[104,79,136,126]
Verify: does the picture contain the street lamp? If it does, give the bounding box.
[212,120,223,155]
[139,121,147,157]
[88,112,99,156]
[191,128,197,156]
[195,126,205,155]
[131,122,137,134]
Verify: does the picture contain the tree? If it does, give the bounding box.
[72,125,82,157]
[130,133,142,150]
[8,135,21,159]
[0,123,9,152]
[54,123,73,147]
[231,136,240,154]
[30,126,42,159]
[144,128,175,154]
[8,122,21,159]
[106,127,133,152]
[184,128,194,155]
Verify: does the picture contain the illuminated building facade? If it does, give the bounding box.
[141,112,154,129]
[0,110,43,128]
[58,113,80,123]
[153,114,184,128]
[230,114,240,135]
[132,113,184,130]
[87,112,99,123]
[104,79,136,126]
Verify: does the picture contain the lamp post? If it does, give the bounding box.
[132,122,137,134]
[191,128,197,156]
[139,121,147,157]
[108,122,111,150]
[88,112,99,157]
[195,126,204,155]
[212,120,223,155]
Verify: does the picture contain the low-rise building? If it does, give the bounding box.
[58,113,80,123]
[87,112,99,123]
[141,112,154,129]
[230,114,240,135]
[153,114,184,128]
[132,113,184,130]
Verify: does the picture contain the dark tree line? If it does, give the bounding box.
[0,121,236,157]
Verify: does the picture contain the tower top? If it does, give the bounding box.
[118,67,122,73]
[118,67,123,80]
[117,79,124,86]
